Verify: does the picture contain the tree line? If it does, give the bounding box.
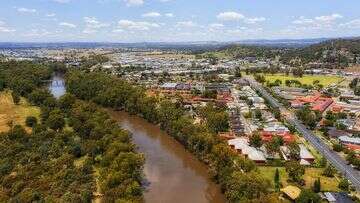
[0,61,144,202]
[65,70,276,202]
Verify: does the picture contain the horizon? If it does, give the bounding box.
[1,0,360,42]
[0,36,358,44]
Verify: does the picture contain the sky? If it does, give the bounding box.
[0,0,360,42]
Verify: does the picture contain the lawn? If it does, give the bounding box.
[0,90,40,133]
[258,166,340,192]
[260,74,343,87]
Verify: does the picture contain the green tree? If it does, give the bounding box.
[265,136,283,156]
[285,161,305,183]
[333,143,343,152]
[322,165,336,177]
[338,178,350,191]
[25,116,38,127]
[288,142,300,160]
[11,91,20,105]
[296,189,321,203]
[46,109,65,131]
[225,171,270,202]
[274,168,280,192]
[318,156,327,167]
[254,109,262,120]
[313,178,321,193]
[249,132,263,148]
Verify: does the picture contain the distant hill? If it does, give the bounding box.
[205,44,286,59]
[205,37,360,68]
[281,38,360,65]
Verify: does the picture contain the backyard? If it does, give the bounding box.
[258,166,340,192]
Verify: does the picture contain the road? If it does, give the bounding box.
[245,77,360,191]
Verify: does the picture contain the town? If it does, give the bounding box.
[2,39,360,202]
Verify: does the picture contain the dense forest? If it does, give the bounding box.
[0,61,144,202]
[66,70,276,202]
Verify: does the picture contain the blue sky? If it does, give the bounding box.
[0,0,360,42]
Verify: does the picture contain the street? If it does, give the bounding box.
[245,77,360,191]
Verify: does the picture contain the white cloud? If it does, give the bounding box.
[124,0,144,7]
[292,13,343,30]
[59,22,77,28]
[340,19,360,29]
[245,17,266,24]
[17,7,37,13]
[84,17,109,29]
[142,12,161,18]
[217,12,244,21]
[315,14,342,22]
[83,17,109,34]
[117,20,160,31]
[0,21,15,33]
[209,23,224,28]
[165,13,174,17]
[46,13,56,17]
[176,21,197,27]
[292,16,314,25]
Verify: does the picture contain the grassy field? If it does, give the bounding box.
[260,74,343,87]
[258,166,340,192]
[0,90,40,133]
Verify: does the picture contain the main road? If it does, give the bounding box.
[245,77,360,191]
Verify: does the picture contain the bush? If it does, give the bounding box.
[338,178,350,191]
[25,116,38,127]
[332,143,343,152]
[11,92,20,105]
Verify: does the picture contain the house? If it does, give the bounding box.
[281,186,301,201]
[261,124,295,144]
[338,136,360,146]
[299,144,315,165]
[280,144,314,165]
[291,93,333,113]
[327,128,351,139]
[228,138,267,163]
[160,82,178,90]
[323,192,353,203]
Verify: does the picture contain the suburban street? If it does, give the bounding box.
[246,77,360,191]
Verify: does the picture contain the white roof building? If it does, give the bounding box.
[160,82,178,89]
[228,138,266,163]
[339,136,360,145]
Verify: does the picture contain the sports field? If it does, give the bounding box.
[262,74,343,87]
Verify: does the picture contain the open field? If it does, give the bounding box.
[0,90,40,133]
[260,74,343,87]
[258,166,340,192]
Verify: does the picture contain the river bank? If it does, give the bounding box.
[49,74,226,203]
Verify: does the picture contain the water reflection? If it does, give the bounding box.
[49,74,66,99]
[109,111,226,203]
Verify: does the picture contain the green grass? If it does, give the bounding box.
[260,74,343,87]
[258,166,340,192]
[0,90,40,133]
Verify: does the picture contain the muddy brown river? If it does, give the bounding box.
[109,111,226,203]
[49,75,226,203]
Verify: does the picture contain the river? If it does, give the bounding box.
[49,75,226,203]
